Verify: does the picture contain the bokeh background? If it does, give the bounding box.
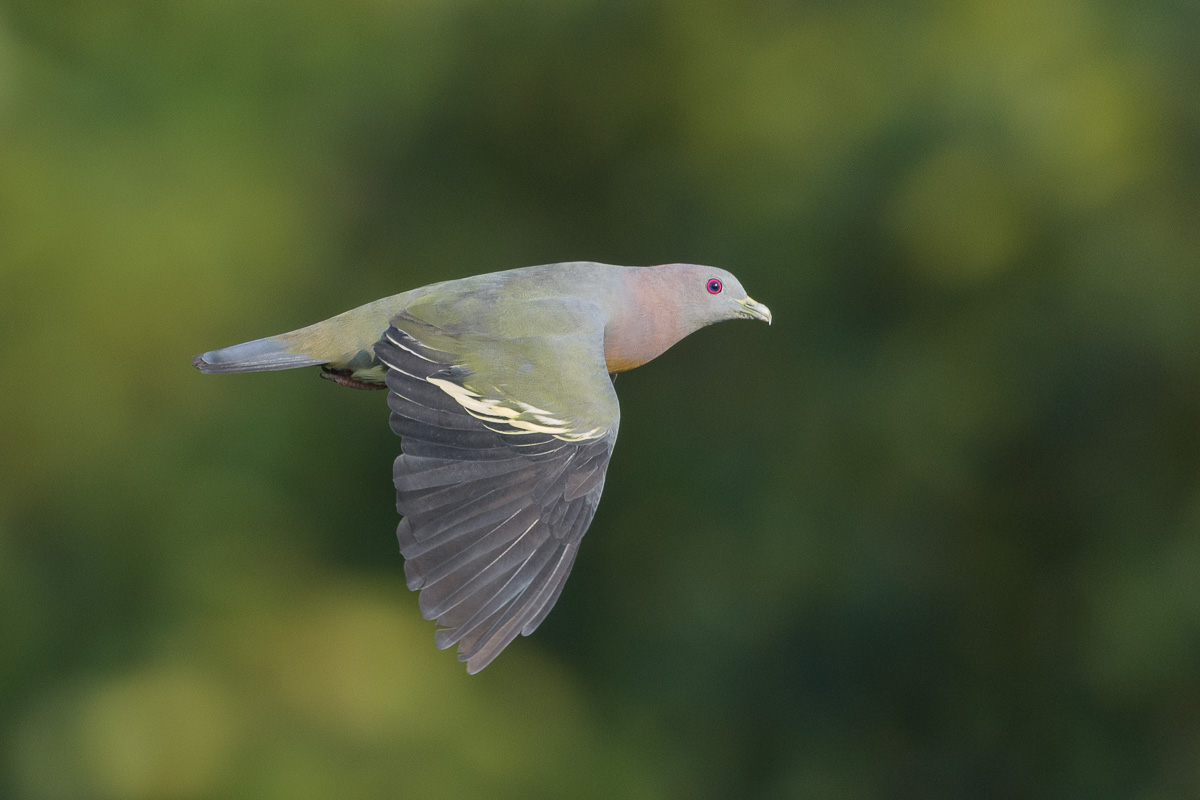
[2,0,1199,797]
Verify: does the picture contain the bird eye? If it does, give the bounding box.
[706,278,723,294]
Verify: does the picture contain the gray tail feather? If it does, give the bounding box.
[192,337,326,374]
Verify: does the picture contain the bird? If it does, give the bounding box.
[194,261,771,672]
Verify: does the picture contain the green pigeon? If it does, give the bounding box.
[194,261,771,672]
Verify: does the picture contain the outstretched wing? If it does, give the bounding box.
[374,308,619,673]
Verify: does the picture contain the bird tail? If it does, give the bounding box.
[192,335,327,374]
[193,290,417,375]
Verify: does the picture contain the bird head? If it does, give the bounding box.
[651,263,772,332]
[602,262,772,373]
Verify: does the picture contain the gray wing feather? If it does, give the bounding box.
[376,326,615,673]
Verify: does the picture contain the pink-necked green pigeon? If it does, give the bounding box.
[194,262,771,672]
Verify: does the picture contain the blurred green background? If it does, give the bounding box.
[2,0,1199,797]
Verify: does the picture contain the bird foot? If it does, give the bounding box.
[320,367,386,390]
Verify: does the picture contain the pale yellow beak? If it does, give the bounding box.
[739,296,772,325]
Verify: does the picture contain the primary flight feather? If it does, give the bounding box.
[194,261,771,673]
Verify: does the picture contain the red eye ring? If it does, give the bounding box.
[706,278,723,294]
